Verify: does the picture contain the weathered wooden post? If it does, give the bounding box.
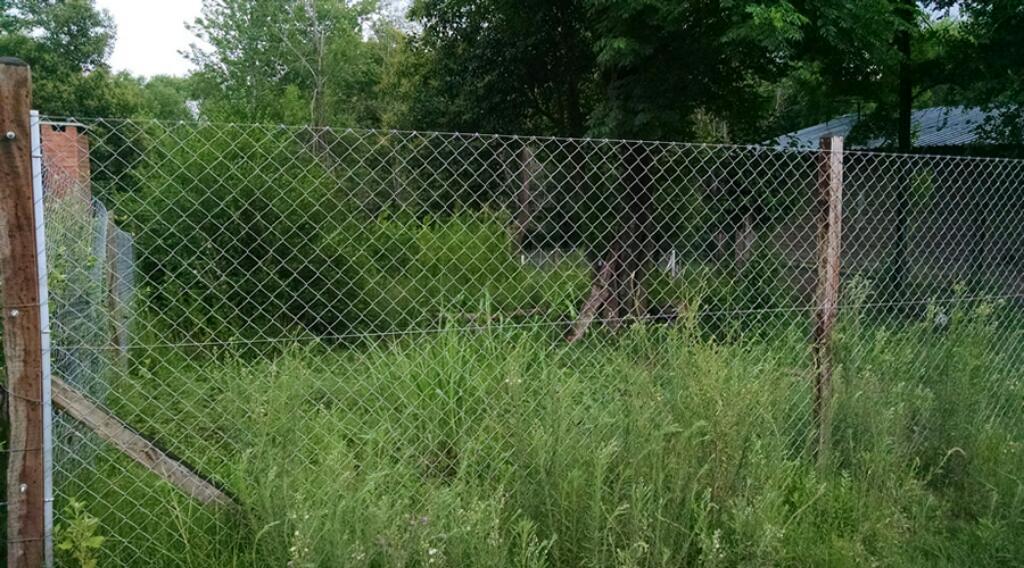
[511,142,538,260]
[1,57,48,568]
[106,216,130,365]
[812,135,844,465]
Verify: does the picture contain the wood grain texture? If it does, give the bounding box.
[51,377,232,506]
[813,135,844,464]
[0,57,46,568]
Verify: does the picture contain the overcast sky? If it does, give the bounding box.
[94,0,414,78]
[95,0,204,78]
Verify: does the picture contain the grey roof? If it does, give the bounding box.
[770,106,999,150]
[40,118,88,131]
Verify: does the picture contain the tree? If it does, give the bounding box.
[404,1,816,339]
[946,0,1024,143]
[567,0,809,340]
[0,0,142,117]
[407,0,593,136]
[771,2,957,302]
[137,76,195,121]
[187,0,393,127]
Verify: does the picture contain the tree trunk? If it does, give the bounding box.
[734,209,756,269]
[511,144,538,254]
[888,0,915,302]
[567,143,654,342]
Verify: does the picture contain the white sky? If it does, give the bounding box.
[95,0,204,78]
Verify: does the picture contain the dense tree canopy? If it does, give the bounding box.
[4,0,1023,339]
[3,0,1021,145]
[186,0,402,126]
[951,0,1024,141]
[0,0,194,119]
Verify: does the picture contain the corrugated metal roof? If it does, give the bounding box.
[769,106,998,150]
[40,118,88,130]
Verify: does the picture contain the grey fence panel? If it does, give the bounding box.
[33,117,1024,567]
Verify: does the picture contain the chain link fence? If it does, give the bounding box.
[31,117,1024,566]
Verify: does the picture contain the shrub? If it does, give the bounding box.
[122,125,588,343]
[119,123,357,342]
[331,212,589,333]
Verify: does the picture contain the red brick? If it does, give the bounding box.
[41,123,91,202]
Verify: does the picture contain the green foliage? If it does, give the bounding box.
[408,0,818,140]
[0,1,198,121]
[331,213,588,333]
[44,195,114,399]
[407,0,592,135]
[63,299,1024,566]
[8,0,1024,149]
[116,123,353,342]
[0,0,135,116]
[113,122,592,341]
[137,75,195,121]
[187,0,397,126]
[2,0,113,71]
[56,498,106,568]
[586,0,801,140]
[951,0,1024,144]
[46,197,104,336]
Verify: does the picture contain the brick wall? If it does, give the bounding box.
[41,123,91,201]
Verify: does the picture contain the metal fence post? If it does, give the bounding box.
[30,109,54,568]
[1,57,49,568]
[813,135,844,465]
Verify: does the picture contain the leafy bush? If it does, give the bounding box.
[644,243,798,341]
[119,124,356,342]
[333,213,589,333]
[56,499,105,568]
[121,126,588,343]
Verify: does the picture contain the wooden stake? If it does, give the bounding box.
[105,216,129,365]
[0,57,46,568]
[511,144,537,255]
[812,136,844,464]
[51,377,233,507]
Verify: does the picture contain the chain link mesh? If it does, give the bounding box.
[34,117,1024,566]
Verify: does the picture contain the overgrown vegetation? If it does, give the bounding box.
[5,2,1024,566]
[59,297,1024,566]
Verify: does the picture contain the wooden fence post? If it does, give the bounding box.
[1,57,47,568]
[813,135,844,465]
[511,143,537,257]
[106,216,129,365]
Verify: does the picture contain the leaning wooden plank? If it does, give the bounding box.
[51,376,233,506]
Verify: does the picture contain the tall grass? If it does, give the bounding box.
[58,297,1024,567]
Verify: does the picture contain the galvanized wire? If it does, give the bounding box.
[32,116,1024,566]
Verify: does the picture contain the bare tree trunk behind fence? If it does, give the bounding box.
[511,144,538,255]
[568,142,654,341]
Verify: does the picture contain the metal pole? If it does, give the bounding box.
[30,109,54,568]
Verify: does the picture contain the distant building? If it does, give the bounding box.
[770,106,1021,157]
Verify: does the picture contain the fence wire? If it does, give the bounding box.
[27,117,1024,566]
